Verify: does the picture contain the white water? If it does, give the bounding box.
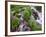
[31,6,42,25]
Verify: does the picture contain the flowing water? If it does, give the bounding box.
[31,6,42,25]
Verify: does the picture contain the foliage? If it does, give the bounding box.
[23,7,32,21]
[10,5,41,31]
[28,19,41,31]
[11,17,20,29]
[35,6,42,12]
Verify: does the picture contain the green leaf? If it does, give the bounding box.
[23,7,32,21]
[12,17,20,29]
